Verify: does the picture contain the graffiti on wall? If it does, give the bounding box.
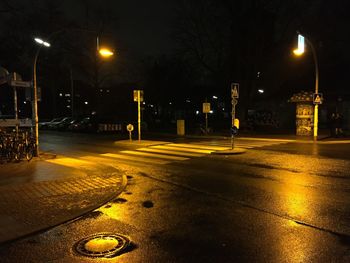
[296,104,314,136]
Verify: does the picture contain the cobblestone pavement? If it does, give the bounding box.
[0,154,126,244]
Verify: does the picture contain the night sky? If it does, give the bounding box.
[64,0,175,57]
[1,0,349,124]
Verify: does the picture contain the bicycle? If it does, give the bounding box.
[0,130,36,163]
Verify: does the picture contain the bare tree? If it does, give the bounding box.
[173,0,316,118]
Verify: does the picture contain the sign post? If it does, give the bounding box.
[9,73,31,134]
[202,102,211,133]
[127,124,134,141]
[133,90,144,142]
[231,83,239,149]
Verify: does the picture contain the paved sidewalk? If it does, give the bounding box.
[0,153,127,244]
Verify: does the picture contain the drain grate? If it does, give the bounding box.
[74,233,130,258]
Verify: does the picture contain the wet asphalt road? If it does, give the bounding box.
[0,132,350,262]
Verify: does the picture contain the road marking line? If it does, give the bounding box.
[169,143,229,151]
[99,153,169,165]
[46,157,93,168]
[152,145,213,154]
[195,141,288,148]
[136,147,204,157]
[120,150,188,161]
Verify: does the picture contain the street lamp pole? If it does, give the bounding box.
[33,38,50,156]
[294,33,319,141]
[306,38,319,141]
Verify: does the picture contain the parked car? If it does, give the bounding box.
[47,117,71,130]
[68,117,96,133]
[55,117,74,131]
[39,117,63,130]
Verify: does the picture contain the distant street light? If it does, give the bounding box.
[34,38,51,47]
[293,32,319,141]
[33,37,51,156]
[258,89,264,94]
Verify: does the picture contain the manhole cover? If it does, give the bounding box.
[74,233,130,258]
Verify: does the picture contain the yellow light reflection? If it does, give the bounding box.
[46,157,92,168]
[285,187,307,219]
[98,205,121,221]
[85,238,119,252]
[272,169,318,262]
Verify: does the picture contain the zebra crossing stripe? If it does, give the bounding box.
[195,141,287,149]
[152,145,214,154]
[120,150,188,161]
[168,143,228,151]
[136,147,203,157]
[47,142,233,169]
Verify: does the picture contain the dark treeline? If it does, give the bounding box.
[1,0,349,123]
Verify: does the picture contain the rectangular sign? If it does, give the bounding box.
[202,102,211,113]
[231,83,239,98]
[10,80,31,88]
[0,119,32,127]
[133,90,144,102]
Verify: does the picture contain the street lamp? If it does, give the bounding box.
[293,33,320,141]
[33,35,114,156]
[34,38,50,47]
[99,48,114,58]
[33,37,51,156]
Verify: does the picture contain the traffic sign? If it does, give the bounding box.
[233,118,240,129]
[202,102,211,113]
[313,93,323,105]
[10,80,31,88]
[231,83,239,98]
[133,90,144,102]
[127,124,134,131]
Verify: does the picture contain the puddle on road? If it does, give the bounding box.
[142,200,154,208]
[112,198,128,204]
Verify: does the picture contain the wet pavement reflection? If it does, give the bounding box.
[1,135,350,262]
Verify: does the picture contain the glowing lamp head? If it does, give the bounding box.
[293,34,305,56]
[293,49,304,56]
[99,48,114,58]
[34,37,50,47]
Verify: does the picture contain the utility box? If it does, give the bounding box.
[177,119,185,136]
[290,91,314,136]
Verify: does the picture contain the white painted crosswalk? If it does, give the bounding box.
[46,139,289,168]
[193,139,289,149]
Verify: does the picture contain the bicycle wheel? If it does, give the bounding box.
[26,143,35,161]
[6,142,15,162]
[14,143,22,162]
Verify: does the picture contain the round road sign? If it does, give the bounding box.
[126,124,134,132]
